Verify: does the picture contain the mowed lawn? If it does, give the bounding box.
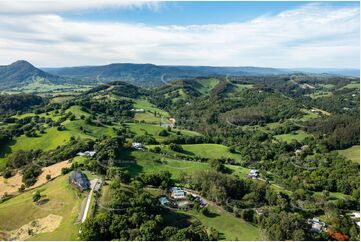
[337,145,360,163]
[0,174,82,240]
[178,204,260,241]
[274,130,311,143]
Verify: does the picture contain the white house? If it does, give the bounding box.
[77,151,96,157]
[132,142,143,150]
[308,218,326,233]
[170,187,186,199]
[131,109,145,113]
[248,169,259,179]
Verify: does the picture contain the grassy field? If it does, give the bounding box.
[194,78,220,95]
[337,145,360,163]
[147,143,242,161]
[178,204,260,240]
[274,130,311,143]
[341,82,360,89]
[0,106,115,168]
[0,127,73,169]
[133,99,169,117]
[0,174,82,240]
[118,150,210,180]
[318,84,335,89]
[306,91,333,99]
[126,123,201,142]
[299,109,319,121]
[5,77,92,94]
[134,112,164,123]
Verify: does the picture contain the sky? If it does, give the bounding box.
[0,0,359,68]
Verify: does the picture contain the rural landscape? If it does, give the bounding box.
[0,1,359,241]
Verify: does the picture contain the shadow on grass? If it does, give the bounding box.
[117,150,143,176]
[204,210,220,218]
[161,208,195,228]
[0,139,16,158]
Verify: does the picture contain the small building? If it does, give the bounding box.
[131,108,145,113]
[69,171,90,192]
[77,151,96,157]
[308,218,326,233]
[193,196,207,208]
[248,169,259,179]
[159,196,171,206]
[131,142,143,150]
[170,187,186,199]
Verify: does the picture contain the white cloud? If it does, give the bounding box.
[0,0,161,14]
[0,2,359,68]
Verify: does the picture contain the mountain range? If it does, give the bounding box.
[0,60,359,89]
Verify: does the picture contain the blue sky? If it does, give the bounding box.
[64,1,359,25]
[0,1,359,68]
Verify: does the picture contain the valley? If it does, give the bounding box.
[0,61,359,241]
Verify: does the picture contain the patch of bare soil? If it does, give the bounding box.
[30,160,71,189]
[6,214,63,240]
[0,172,23,196]
[0,160,71,197]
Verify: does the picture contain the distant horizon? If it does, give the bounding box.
[2,59,361,72]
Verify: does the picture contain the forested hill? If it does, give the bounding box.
[43,63,285,87]
[0,60,82,89]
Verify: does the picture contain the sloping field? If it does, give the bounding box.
[0,174,81,240]
[0,160,71,197]
[147,143,242,161]
[337,145,360,163]
[178,204,260,240]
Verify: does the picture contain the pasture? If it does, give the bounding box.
[133,99,169,117]
[337,145,360,163]
[118,150,210,180]
[274,130,311,143]
[0,174,81,240]
[148,143,242,161]
[178,204,260,240]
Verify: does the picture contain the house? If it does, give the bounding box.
[131,109,145,113]
[132,142,143,150]
[77,151,96,157]
[308,218,326,232]
[248,169,259,179]
[170,187,186,199]
[69,171,90,192]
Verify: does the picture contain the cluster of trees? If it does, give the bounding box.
[136,171,174,188]
[0,94,43,116]
[80,182,209,241]
[307,114,360,150]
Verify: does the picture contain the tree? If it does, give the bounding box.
[169,143,183,152]
[46,174,51,181]
[32,191,41,203]
[158,129,169,137]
